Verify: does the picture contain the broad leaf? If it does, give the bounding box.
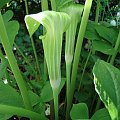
[70,103,89,120]
[40,78,66,102]
[91,108,111,120]
[25,11,70,89]
[93,60,120,119]
[85,21,101,40]
[0,81,24,107]
[0,10,19,46]
[92,40,114,55]
[95,25,119,44]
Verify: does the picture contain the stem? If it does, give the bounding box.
[78,50,91,92]
[24,0,29,15]
[50,0,56,11]
[66,62,71,120]
[95,0,101,23]
[68,0,93,114]
[95,98,101,112]
[14,43,37,78]
[0,104,41,119]
[53,88,59,120]
[110,31,120,64]
[41,0,48,11]
[31,37,41,80]
[24,0,41,81]
[0,12,32,110]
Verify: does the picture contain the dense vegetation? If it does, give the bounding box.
[0,0,120,120]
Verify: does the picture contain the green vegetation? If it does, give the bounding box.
[0,0,120,120]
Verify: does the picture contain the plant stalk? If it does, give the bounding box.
[0,12,32,110]
[50,0,56,11]
[110,31,120,64]
[95,0,101,23]
[53,88,59,120]
[41,0,48,11]
[68,0,93,116]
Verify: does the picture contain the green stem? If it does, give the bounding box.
[31,37,41,81]
[50,0,56,11]
[95,0,101,23]
[68,0,93,114]
[24,0,29,15]
[0,104,41,119]
[53,88,58,120]
[0,12,32,110]
[95,98,101,112]
[14,43,37,78]
[41,0,48,11]
[66,62,71,120]
[78,50,91,92]
[110,31,120,64]
[24,0,41,81]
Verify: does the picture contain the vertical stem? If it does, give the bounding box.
[68,0,93,115]
[110,31,120,64]
[95,0,101,23]
[0,12,32,110]
[78,50,91,92]
[31,37,41,80]
[14,43,37,78]
[53,88,59,120]
[24,0,41,81]
[50,0,56,11]
[41,0,48,11]
[66,62,71,120]
[24,0,29,15]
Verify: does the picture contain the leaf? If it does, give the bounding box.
[0,81,24,107]
[25,11,70,89]
[91,108,111,120]
[0,0,12,9]
[93,60,120,119]
[85,21,101,40]
[0,10,19,46]
[40,78,66,102]
[28,91,40,106]
[0,114,12,120]
[70,103,89,120]
[92,40,114,55]
[95,25,119,44]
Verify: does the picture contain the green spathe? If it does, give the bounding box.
[25,11,70,89]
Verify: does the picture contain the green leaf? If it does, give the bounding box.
[25,11,70,89]
[91,108,111,120]
[0,114,12,120]
[0,0,12,9]
[0,81,24,107]
[70,103,89,120]
[0,10,19,46]
[92,40,114,55]
[95,25,119,44]
[85,21,101,40]
[40,78,66,102]
[93,60,120,119]
[28,91,40,106]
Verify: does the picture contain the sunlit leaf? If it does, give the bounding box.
[93,60,120,119]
